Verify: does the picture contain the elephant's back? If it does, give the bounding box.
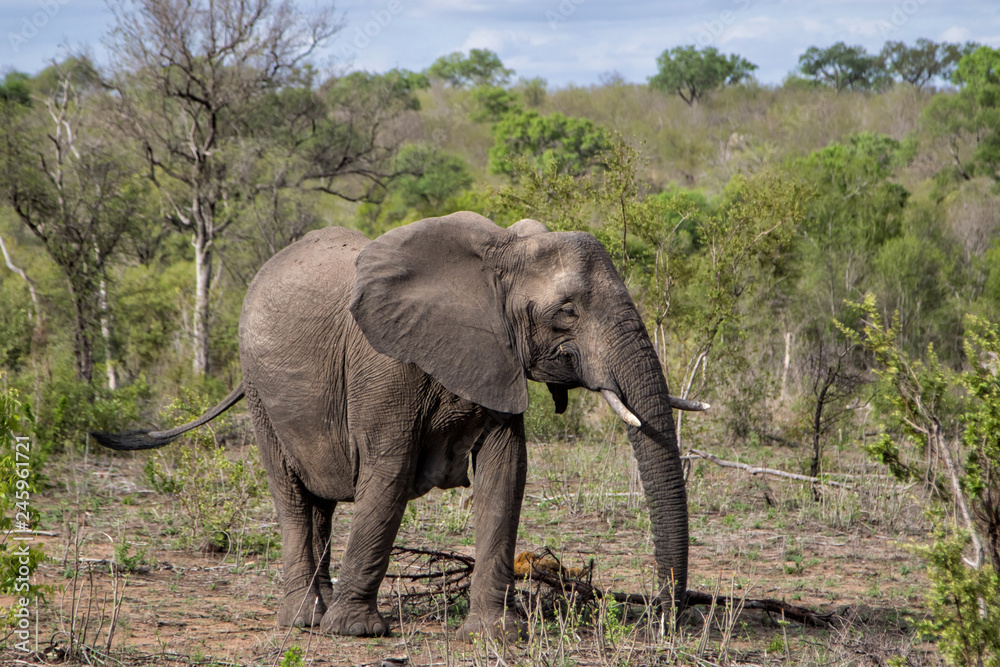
[242,227,366,335]
[241,225,369,366]
[245,227,369,309]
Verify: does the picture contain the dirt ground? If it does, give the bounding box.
[1,436,940,666]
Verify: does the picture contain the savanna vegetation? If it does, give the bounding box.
[2,0,1000,664]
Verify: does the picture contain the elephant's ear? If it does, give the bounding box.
[349,212,528,415]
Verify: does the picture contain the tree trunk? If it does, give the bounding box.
[192,230,212,376]
[66,278,95,383]
[781,331,792,400]
[99,274,117,390]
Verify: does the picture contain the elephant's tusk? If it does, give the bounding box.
[601,390,641,428]
[668,395,711,411]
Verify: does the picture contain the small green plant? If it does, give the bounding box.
[113,538,151,574]
[153,443,270,553]
[599,601,630,647]
[279,645,304,667]
[144,392,271,555]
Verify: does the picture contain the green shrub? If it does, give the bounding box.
[915,526,1000,667]
[31,373,151,454]
[143,390,271,554]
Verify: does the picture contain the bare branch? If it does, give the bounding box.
[686,448,853,489]
[0,231,41,327]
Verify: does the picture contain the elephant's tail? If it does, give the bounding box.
[91,382,246,451]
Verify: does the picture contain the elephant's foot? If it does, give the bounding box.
[277,589,326,627]
[320,602,391,637]
[458,611,525,643]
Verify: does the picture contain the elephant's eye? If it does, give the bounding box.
[555,303,578,325]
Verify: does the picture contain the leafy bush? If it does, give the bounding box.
[32,373,151,454]
[845,301,1000,664]
[915,526,1000,667]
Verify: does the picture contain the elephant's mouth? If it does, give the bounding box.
[544,382,576,413]
[526,339,582,385]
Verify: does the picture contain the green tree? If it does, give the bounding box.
[355,144,474,234]
[920,46,1000,191]
[107,1,424,376]
[839,303,1000,665]
[953,46,1000,184]
[0,72,31,106]
[425,48,514,89]
[488,110,610,178]
[468,85,521,123]
[516,76,547,107]
[0,61,141,385]
[648,45,757,106]
[798,42,889,92]
[880,39,979,90]
[787,134,908,466]
[797,133,908,288]
[393,145,473,211]
[107,0,339,376]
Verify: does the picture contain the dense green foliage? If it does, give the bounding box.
[489,109,610,177]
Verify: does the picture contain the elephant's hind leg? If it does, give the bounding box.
[311,498,336,609]
[247,385,327,627]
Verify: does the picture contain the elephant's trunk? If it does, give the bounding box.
[606,317,688,614]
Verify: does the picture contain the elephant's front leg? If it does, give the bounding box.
[460,416,527,640]
[320,462,408,637]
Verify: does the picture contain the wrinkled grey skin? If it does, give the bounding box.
[94,212,688,639]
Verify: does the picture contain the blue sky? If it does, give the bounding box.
[3,0,999,86]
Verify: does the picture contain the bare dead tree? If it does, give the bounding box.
[106,2,427,372]
[105,0,341,375]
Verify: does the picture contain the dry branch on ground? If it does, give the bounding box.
[388,546,841,628]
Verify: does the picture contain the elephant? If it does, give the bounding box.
[93,212,704,639]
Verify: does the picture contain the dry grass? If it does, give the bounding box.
[0,413,944,666]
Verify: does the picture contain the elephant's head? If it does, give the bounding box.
[349,211,689,610]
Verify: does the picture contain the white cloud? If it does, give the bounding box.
[939,26,971,42]
[841,18,890,38]
[459,28,510,53]
[719,17,781,44]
